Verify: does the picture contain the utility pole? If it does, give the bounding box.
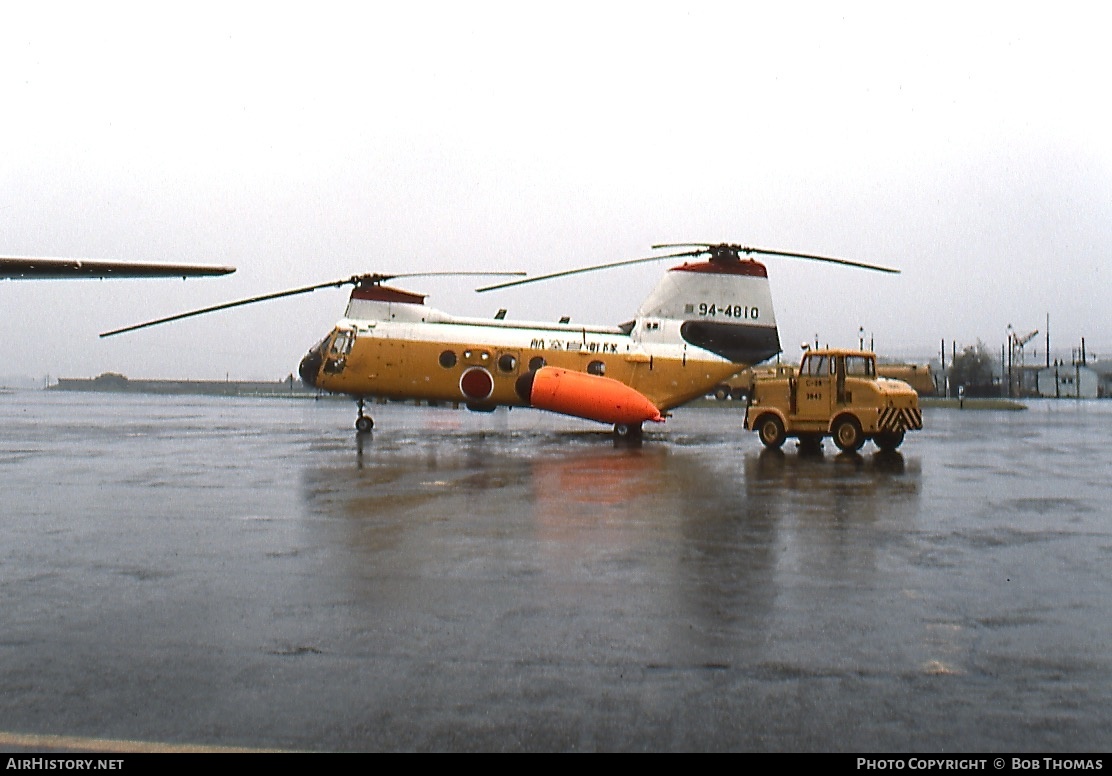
[1001,343,1007,397]
[1006,324,1013,399]
[1045,313,1050,369]
[940,339,947,398]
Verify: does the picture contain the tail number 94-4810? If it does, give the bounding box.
[697,303,759,319]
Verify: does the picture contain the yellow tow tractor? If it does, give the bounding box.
[743,347,923,453]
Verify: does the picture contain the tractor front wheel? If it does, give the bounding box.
[756,415,787,449]
[832,417,865,453]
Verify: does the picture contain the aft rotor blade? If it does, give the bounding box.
[99,278,352,338]
[652,243,900,274]
[476,250,703,292]
[741,246,899,274]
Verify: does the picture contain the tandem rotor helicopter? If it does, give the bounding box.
[100,243,898,441]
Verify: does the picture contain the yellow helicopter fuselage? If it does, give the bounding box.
[300,260,783,424]
[306,316,744,412]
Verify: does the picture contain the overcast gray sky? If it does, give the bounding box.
[3,2,1109,380]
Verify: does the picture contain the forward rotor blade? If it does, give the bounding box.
[476,250,703,292]
[392,271,527,280]
[98,271,527,337]
[652,243,900,274]
[99,278,352,337]
[1,256,235,280]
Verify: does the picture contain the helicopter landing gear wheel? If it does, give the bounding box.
[354,398,374,434]
[613,422,643,444]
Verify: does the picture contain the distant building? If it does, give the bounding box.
[50,372,317,397]
[1014,364,1043,398]
[1035,362,1099,399]
[1091,360,1112,398]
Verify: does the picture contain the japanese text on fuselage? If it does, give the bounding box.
[530,339,619,353]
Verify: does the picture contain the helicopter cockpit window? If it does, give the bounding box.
[329,330,355,356]
[845,356,873,377]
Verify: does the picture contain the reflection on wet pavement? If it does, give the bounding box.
[1,392,1110,751]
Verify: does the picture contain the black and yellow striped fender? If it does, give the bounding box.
[878,406,923,432]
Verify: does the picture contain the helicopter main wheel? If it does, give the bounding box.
[613,422,643,443]
[354,398,374,434]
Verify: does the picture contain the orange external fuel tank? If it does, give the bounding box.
[516,366,663,425]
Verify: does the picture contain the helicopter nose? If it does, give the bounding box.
[299,344,324,388]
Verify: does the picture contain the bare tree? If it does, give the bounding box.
[948,340,997,396]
